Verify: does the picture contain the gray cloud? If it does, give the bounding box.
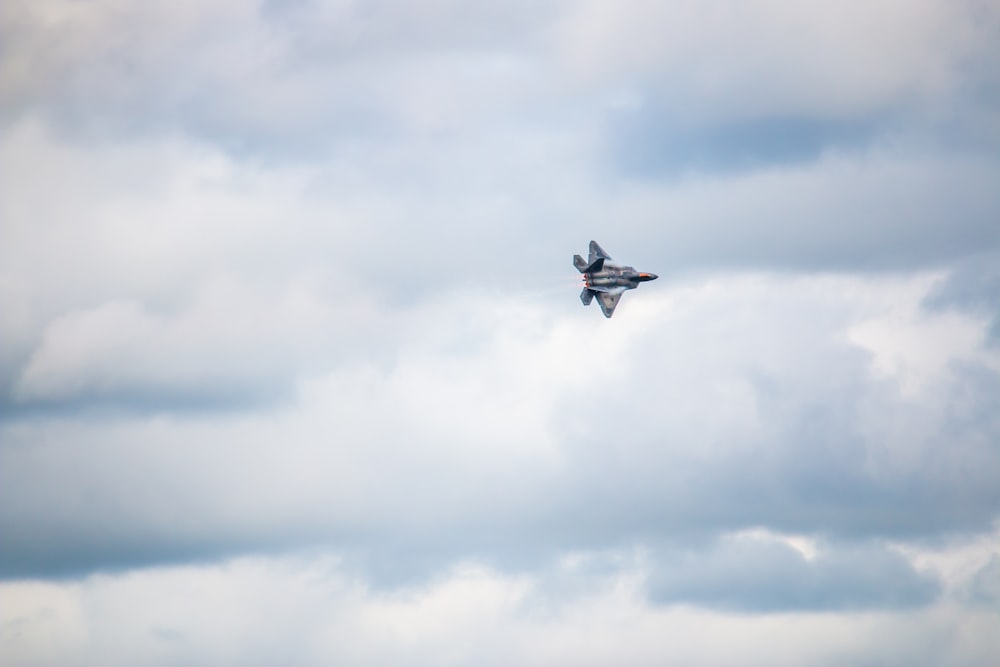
[2,276,998,603]
[645,536,941,612]
[606,112,883,176]
[4,0,997,168]
[925,251,1000,344]
[968,555,1000,608]
[2,3,1000,662]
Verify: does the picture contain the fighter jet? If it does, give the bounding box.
[574,240,658,318]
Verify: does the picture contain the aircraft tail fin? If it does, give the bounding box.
[589,240,611,262]
[580,287,595,306]
[575,250,606,274]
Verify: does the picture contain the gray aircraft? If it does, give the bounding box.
[574,240,658,318]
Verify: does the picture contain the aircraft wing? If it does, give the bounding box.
[596,290,624,318]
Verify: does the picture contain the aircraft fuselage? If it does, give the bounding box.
[584,263,656,290]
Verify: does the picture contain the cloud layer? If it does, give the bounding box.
[2,1,999,665]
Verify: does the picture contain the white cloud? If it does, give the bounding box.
[1,553,998,667]
[4,117,997,413]
[552,0,998,123]
[4,272,998,585]
[848,274,1000,397]
[2,1,999,664]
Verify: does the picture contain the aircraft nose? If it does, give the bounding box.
[639,272,658,281]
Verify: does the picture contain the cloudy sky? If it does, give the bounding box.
[2,1,1000,665]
